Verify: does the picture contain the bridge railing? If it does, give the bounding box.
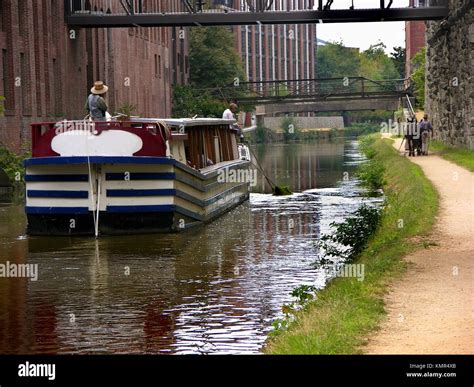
[206,77,408,104]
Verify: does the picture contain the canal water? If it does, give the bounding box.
[0,138,381,354]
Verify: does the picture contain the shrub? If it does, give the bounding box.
[0,144,29,183]
[281,117,299,141]
[315,204,382,264]
[357,161,385,190]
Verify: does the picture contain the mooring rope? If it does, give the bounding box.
[85,119,98,237]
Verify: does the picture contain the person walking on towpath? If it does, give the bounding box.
[418,113,433,156]
[405,114,417,157]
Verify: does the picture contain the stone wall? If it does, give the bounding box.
[263,116,344,132]
[425,0,474,148]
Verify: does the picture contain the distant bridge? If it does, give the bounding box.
[211,77,412,114]
[65,0,449,27]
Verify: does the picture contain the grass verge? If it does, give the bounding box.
[265,135,439,354]
[429,140,474,172]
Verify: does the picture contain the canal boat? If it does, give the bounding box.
[24,118,252,236]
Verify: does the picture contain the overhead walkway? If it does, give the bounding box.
[65,0,449,27]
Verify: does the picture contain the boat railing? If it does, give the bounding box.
[30,120,170,158]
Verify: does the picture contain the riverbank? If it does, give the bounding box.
[265,135,439,354]
[251,124,380,144]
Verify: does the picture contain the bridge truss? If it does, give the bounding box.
[65,0,449,27]
[206,77,412,106]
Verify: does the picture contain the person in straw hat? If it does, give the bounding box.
[85,81,109,121]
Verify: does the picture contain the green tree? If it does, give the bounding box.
[189,26,247,88]
[390,46,406,79]
[359,43,400,81]
[172,85,227,118]
[315,41,402,123]
[317,41,401,81]
[411,47,426,109]
[316,41,360,78]
[173,26,248,118]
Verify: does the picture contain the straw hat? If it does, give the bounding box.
[91,81,108,95]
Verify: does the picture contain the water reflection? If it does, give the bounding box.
[253,140,347,193]
[0,139,381,354]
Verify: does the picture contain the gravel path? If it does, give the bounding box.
[365,139,474,354]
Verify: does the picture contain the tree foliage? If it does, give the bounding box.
[316,41,400,81]
[172,85,227,118]
[411,47,426,110]
[315,41,402,122]
[0,144,29,182]
[173,26,247,118]
[189,27,247,88]
[316,41,360,78]
[390,46,406,79]
[359,42,400,81]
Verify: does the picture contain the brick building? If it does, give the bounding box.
[405,0,426,77]
[214,0,317,84]
[0,0,189,152]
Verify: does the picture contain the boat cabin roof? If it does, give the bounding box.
[133,118,236,128]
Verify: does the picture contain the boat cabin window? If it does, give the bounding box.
[181,124,237,169]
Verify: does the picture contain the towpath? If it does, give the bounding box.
[365,138,474,354]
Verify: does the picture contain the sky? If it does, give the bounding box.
[315,0,410,54]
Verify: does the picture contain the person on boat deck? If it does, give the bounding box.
[223,103,244,142]
[223,103,238,120]
[85,81,109,121]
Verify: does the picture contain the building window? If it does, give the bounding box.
[2,49,14,113]
[52,58,61,117]
[0,1,4,32]
[158,55,162,78]
[20,53,32,115]
[18,0,28,37]
[161,28,166,45]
